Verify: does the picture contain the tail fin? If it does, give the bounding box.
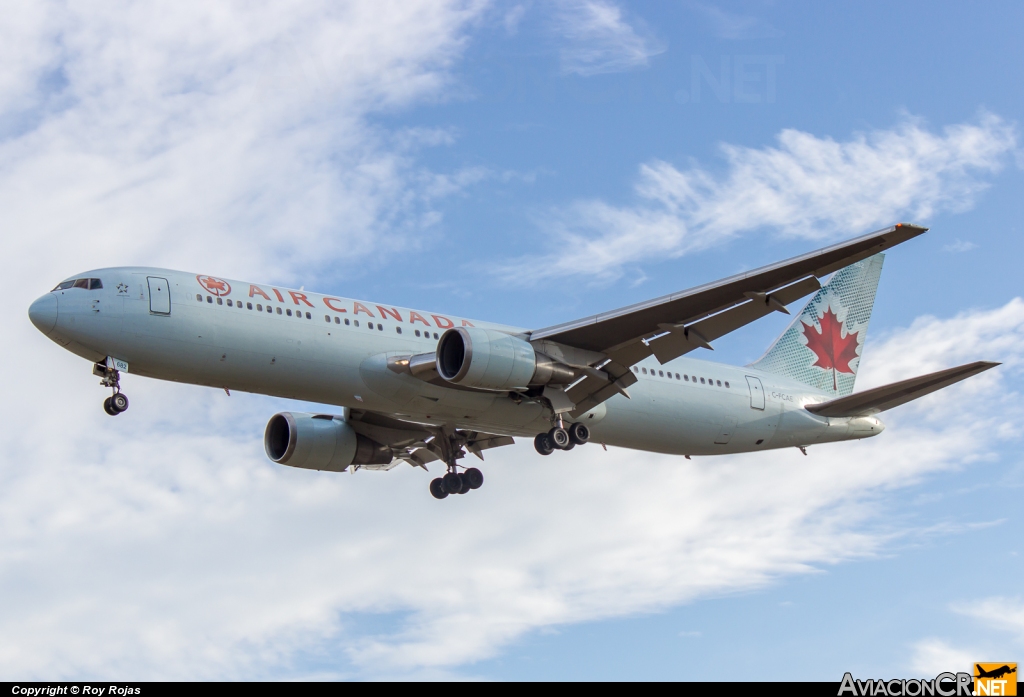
[748,253,884,397]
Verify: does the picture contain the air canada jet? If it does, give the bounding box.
[28,223,997,499]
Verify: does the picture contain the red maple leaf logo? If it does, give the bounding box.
[197,275,231,296]
[801,307,860,391]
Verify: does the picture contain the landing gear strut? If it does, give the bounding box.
[94,361,129,416]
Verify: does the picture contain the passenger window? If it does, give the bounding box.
[325,315,330,322]
[659,370,664,377]
[717,380,721,386]
[415,330,421,337]
[207,296,213,303]
[642,367,648,374]
[633,366,639,373]
[700,377,705,384]
[247,302,253,310]
[90,279,103,290]
[724,381,730,388]
[305,312,311,319]
[73,279,90,289]
[675,373,680,379]
[286,309,292,316]
[196,294,202,302]
[354,320,359,327]
[377,323,383,330]
[276,307,282,315]
[684,375,689,381]
[344,318,349,325]
[396,327,402,334]
[227,299,233,307]
[217,297,223,305]
[334,317,340,324]
[433,332,439,339]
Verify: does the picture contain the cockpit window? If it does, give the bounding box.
[53,278,104,291]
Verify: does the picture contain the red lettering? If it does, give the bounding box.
[323,298,347,313]
[289,291,314,307]
[249,285,272,300]
[432,315,454,329]
[408,311,430,326]
[461,319,475,327]
[272,288,284,302]
[353,302,375,317]
[376,306,402,322]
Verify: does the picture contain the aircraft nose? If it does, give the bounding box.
[28,293,58,335]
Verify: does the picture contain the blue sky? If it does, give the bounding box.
[1,0,1023,681]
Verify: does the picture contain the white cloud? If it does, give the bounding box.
[955,597,1024,641]
[554,0,664,76]
[943,239,979,253]
[0,0,489,286]
[504,114,1017,281]
[688,3,781,40]
[909,597,1024,677]
[910,639,977,677]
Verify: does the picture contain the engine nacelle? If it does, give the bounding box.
[436,327,575,391]
[264,412,392,471]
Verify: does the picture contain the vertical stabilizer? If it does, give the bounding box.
[748,254,884,397]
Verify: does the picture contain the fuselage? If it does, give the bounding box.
[28,267,884,457]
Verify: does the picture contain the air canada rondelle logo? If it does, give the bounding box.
[197,275,231,297]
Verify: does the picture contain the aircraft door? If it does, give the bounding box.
[745,376,765,410]
[147,277,171,315]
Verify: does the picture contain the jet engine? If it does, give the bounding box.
[264,412,392,471]
[436,327,575,391]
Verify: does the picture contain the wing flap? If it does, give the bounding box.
[805,361,999,418]
[649,276,822,364]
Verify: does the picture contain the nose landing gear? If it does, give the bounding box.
[94,361,129,416]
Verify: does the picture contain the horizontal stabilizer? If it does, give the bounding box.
[805,361,999,418]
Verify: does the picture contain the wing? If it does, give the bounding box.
[529,223,928,416]
[804,361,998,418]
[346,409,514,470]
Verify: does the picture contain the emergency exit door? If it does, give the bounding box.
[148,277,171,315]
[746,376,765,410]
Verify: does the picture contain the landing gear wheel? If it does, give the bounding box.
[568,422,590,445]
[456,473,470,494]
[562,442,575,451]
[429,478,449,499]
[103,397,119,416]
[549,427,570,449]
[110,393,129,413]
[464,467,484,490]
[534,433,555,456]
[442,471,464,495]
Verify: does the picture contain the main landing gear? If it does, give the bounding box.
[429,467,484,499]
[94,361,129,416]
[428,428,486,500]
[534,421,590,456]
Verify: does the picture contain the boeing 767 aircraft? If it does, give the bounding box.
[28,224,996,499]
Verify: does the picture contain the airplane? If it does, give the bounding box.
[27,223,998,499]
[976,665,1017,680]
